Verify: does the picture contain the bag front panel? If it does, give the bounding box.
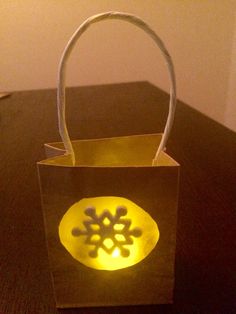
[38,164,179,307]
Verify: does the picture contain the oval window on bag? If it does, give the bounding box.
[59,196,160,271]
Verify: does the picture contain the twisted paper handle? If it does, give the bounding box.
[57,11,176,165]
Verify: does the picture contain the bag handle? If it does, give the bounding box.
[57,11,176,165]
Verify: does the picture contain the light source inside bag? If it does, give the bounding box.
[59,196,160,271]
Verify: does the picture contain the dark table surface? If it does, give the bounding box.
[0,81,235,314]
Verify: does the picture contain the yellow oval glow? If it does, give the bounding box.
[59,196,159,271]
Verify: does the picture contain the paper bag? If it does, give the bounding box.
[37,11,179,308]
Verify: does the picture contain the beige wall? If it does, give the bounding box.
[1,1,236,131]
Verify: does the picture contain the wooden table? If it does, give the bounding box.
[0,82,235,314]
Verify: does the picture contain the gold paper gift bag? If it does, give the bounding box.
[37,12,179,308]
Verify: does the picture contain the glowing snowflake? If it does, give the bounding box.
[71,205,142,258]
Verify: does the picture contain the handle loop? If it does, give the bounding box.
[57,11,176,165]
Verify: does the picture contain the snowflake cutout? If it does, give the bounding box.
[71,205,142,258]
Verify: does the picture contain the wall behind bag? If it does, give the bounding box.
[1,0,236,131]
